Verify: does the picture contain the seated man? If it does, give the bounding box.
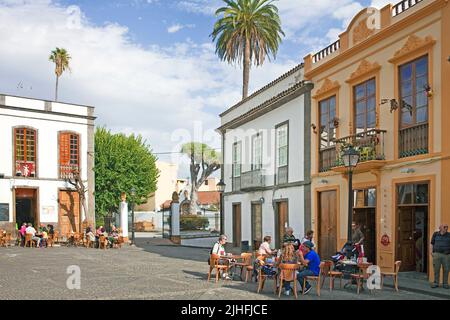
[25,223,41,248]
[210,235,232,280]
[283,227,300,250]
[297,241,321,294]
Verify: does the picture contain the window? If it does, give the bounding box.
[354,78,376,134]
[14,127,36,177]
[319,96,337,172]
[204,180,208,186]
[398,183,429,205]
[399,55,429,158]
[232,141,242,178]
[252,133,262,171]
[276,123,288,184]
[59,132,80,178]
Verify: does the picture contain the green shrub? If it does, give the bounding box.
[180,215,209,230]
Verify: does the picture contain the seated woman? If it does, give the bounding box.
[258,236,278,263]
[277,244,298,296]
[108,226,119,248]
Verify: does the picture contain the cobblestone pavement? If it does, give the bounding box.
[0,238,447,300]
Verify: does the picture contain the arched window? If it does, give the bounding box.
[14,127,37,177]
[59,132,80,179]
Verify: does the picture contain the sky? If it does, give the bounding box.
[0,0,393,178]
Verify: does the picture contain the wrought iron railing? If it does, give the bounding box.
[392,0,423,17]
[319,147,337,173]
[60,164,79,179]
[399,123,428,158]
[241,170,265,190]
[232,176,241,192]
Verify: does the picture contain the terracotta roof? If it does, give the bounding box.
[197,191,220,206]
[218,80,313,131]
[219,63,304,118]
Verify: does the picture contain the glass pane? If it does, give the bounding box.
[355,84,365,100]
[367,110,376,128]
[367,79,376,96]
[356,114,365,130]
[400,63,412,81]
[321,113,327,126]
[416,76,428,92]
[367,189,376,207]
[415,57,428,76]
[320,102,328,115]
[401,110,413,126]
[356,101,365,115]
[416,107,428,123]
[416,92,427,108]
[401,80,412,97]
[398,184,413,204]
[415,184,428,204]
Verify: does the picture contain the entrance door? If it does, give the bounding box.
[15,188,37,227]
[251,203,263,249]
[59,191,80,236]
[232,204,241,248]
[318,191,337,260]
[353,208,376,263]
[275,201,288,248]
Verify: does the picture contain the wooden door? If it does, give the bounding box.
[59,191,80,236]
[318,191,337,260]
[251,203,263,249]
[398,208,415,271]
[353,208,376,263]
[275,201,288,248]
[232,204,241,247]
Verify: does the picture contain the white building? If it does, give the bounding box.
[217,64,314,249]
[0,94,95,235]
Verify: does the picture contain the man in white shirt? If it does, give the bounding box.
[25,223,41,247]
[210,235,231,280]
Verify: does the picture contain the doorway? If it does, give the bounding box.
[59,190,81,235]
[232,203,241,248]
[396,183,429,273]
[275,200,288,249]
[353,188,377,264]
[251,202,262,250]
[318,190,337,260]
[15,188,37,227]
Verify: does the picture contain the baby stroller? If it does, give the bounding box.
[332,242,365,280]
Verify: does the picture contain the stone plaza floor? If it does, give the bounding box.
[0,237,448,300]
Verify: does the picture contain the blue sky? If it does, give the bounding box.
[0,0,391,175]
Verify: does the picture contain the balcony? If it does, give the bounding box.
[321,129,388,173]
[241,170,265,191]
[399,123,428,158]
[60,164,79,180]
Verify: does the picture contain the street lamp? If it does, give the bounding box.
[130,187,136,246]
[216,179,226,234]
[342,146,360,243]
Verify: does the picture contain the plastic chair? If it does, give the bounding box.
[381,261,402,292]
[278,264,299,299]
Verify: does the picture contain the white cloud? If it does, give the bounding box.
[167,23,195,33]
[0,0,295,167]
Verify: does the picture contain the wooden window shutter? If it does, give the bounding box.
[60,132,71,166]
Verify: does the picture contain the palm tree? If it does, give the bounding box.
[49,48,71,101]
[211,0,284,100]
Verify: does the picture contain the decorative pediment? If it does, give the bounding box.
[346,59,381,83]
[389,35,436,63]
[313,78,340,99]
[353,18,375,45]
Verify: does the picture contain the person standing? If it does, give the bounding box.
[351,222,365,245]
[283,227,300,250]
[431,224,450,289]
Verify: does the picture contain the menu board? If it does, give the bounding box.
[0,204,9,221]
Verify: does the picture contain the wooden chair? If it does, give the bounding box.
[328,264,344,291]
[3,233,12,247]
[207,253,230,283]
[302,261,327,297]
[234,253,253,280]
[24,233,35,248]
[350,262,372,294]
[47,234,54,248]
[115,236,124,249]
[99,235,108,249]
[0,232,5,247]
[278,264,299,299]
[53,231,59,244]
[256,256,278,294]
[381,261,402,292]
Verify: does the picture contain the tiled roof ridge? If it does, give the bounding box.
[219,62,304,117]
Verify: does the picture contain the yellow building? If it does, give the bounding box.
[304,0,449,281]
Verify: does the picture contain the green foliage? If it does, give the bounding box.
[94,127,159,222]
[180,142,220,165]
[211,0,285,66]
[49,47,71,77]
[180,215,209,231]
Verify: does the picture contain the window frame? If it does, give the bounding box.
[13,127,37,177]
[353,78,376,134]
[251,132,263,171]
[59,131,81,179]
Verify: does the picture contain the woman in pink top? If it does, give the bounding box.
[19,223,27,247]
[258,236,277,256]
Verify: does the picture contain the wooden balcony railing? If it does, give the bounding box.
[399,123,428,158]
[392,0,423,17]
[319,129,387,172]
[60,164,79,179]
[241,170,265,190]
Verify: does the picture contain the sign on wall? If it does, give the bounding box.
[0,204,9,222]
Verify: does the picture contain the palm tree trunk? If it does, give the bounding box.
[242,37,251,100]
[55,75,59,101]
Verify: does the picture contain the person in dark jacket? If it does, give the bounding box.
[431,224,450,289]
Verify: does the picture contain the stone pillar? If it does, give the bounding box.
[120,193,129,242]
[170,191,181,245]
